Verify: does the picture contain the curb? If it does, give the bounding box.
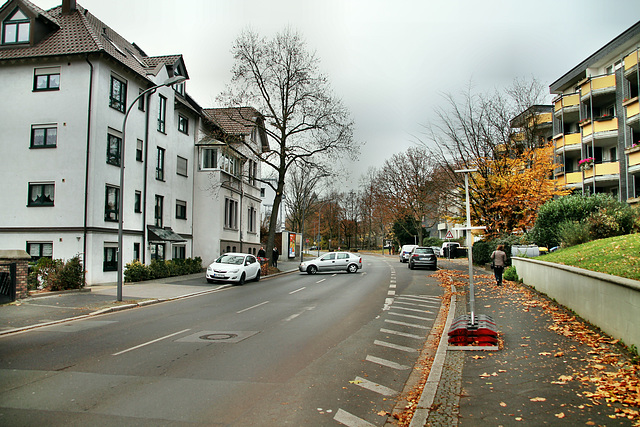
[409,285,457,426]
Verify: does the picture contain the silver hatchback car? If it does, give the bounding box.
[299,251,363,274]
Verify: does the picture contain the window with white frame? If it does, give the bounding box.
[34,67,60,91]
[2,8,29,45]
[220,150,239,176]
[176,156,188,177]
[31,124,57,148]
[224,198,238,229]
[109,75,127,112]
[173,245,186,259]
[28,182,54,206]
[201,147,217,169]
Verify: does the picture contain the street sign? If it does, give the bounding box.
[445,230,453,239]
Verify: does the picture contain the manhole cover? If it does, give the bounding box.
[176,330,259,343]
[200,333,238,341]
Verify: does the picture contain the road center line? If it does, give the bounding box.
[316,278,326,283]
[289,287,306,294]
[112,328,191,356]
[237,301,269,313]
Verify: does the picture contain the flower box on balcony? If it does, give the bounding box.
[578,118,591,127]
[625,144,640,155]
[579,157,595,171]
[622,96,638,107]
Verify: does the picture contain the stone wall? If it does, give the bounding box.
[512,256,640,350]
[0,250,31,300]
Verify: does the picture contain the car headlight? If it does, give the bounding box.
[229,269,239,273]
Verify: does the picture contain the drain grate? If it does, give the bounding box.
[176,330,259,343]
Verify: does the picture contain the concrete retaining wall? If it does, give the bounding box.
[511,257,640,350]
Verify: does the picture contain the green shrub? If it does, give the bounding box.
[532,194,634,248]
[558,220,591,247]
[423,237,442,247]
[124,260,150,282]
[148,259,169,279]
[472,241,492,265]
[58,255,84,290]
[503,266,519,282]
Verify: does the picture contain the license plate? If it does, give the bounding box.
[213,273,225,278]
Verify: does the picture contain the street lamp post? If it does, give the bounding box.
[453,168,484,326]
[116,75,187,301]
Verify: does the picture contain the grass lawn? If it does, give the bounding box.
[539,233,640,281]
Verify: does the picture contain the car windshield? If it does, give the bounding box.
[216,255,244,265]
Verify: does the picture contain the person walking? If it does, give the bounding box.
[257,247,266,258]
[272,247,279,267]
[491,244,507,286]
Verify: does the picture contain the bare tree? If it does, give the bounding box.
[375,146,442,245]
[218,28,357,263]
[284,163,326,233]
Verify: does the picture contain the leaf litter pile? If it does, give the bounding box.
[391,266,639,426]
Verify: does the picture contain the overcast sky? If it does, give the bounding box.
[37,0,640,187]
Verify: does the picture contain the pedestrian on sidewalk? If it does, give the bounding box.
[272,247,279,267]
[257,247,266,258]
[491,244,507,286]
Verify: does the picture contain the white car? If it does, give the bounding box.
[399,245,418,263]
[299,251,363,274]
[206,253,261,285]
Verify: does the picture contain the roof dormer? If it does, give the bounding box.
[1,7,29,45]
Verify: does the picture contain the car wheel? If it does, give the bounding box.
[347,264,358,273]
[254,270,261,282]
[307,265,317,275]
[206,278,214,284]
[238,273,246,285]
[409,262,414,270]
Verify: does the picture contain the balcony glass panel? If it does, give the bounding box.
[624,50,639,71]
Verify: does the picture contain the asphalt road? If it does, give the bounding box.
[0,255,444,426]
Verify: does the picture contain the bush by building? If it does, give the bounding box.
[124,257,202,282]
[28,255,85,291]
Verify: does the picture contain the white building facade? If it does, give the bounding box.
[0,0,265,284]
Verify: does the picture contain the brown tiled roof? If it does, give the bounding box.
[0,0,185,82]
[202,107,261,136]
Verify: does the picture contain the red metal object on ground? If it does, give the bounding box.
[448,315,498,346]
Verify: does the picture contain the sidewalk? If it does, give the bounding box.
[423,259,638,426]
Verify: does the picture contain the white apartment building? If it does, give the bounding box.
[0,0,266,284]
[193,107,268,266]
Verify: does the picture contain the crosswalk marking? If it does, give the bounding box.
[334,409,376,427]
[380,328,423,340]
[393,306,433,314]
[374,339,418,353]
[352,376,398,396]
[366,355,410,370]
[389,312,432,321]
[385,319,430,329]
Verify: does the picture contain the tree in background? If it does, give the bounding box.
[421,78,565,237]
[218,28,357,263]
[374,147,443,245]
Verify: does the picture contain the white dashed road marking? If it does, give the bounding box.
[353,376,399,396]
[374,339,418,353]
[380,328,423,340]
[366,355,410,370]
[334,409,376,427]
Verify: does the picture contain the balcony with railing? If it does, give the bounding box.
[553,93,580,117]
[580,116,618,141]
[624,97,639,126]
[624,49,639,77]
[554,133,581,151]
[628,147,640,168]
[580,75,616,100]
[582,161,620,181]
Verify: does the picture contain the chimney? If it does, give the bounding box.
[62,0,77,14]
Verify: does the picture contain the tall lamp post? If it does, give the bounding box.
[453,168,484,325]
[116,75,187,301]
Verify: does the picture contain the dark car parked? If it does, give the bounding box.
[408,247,437,270]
